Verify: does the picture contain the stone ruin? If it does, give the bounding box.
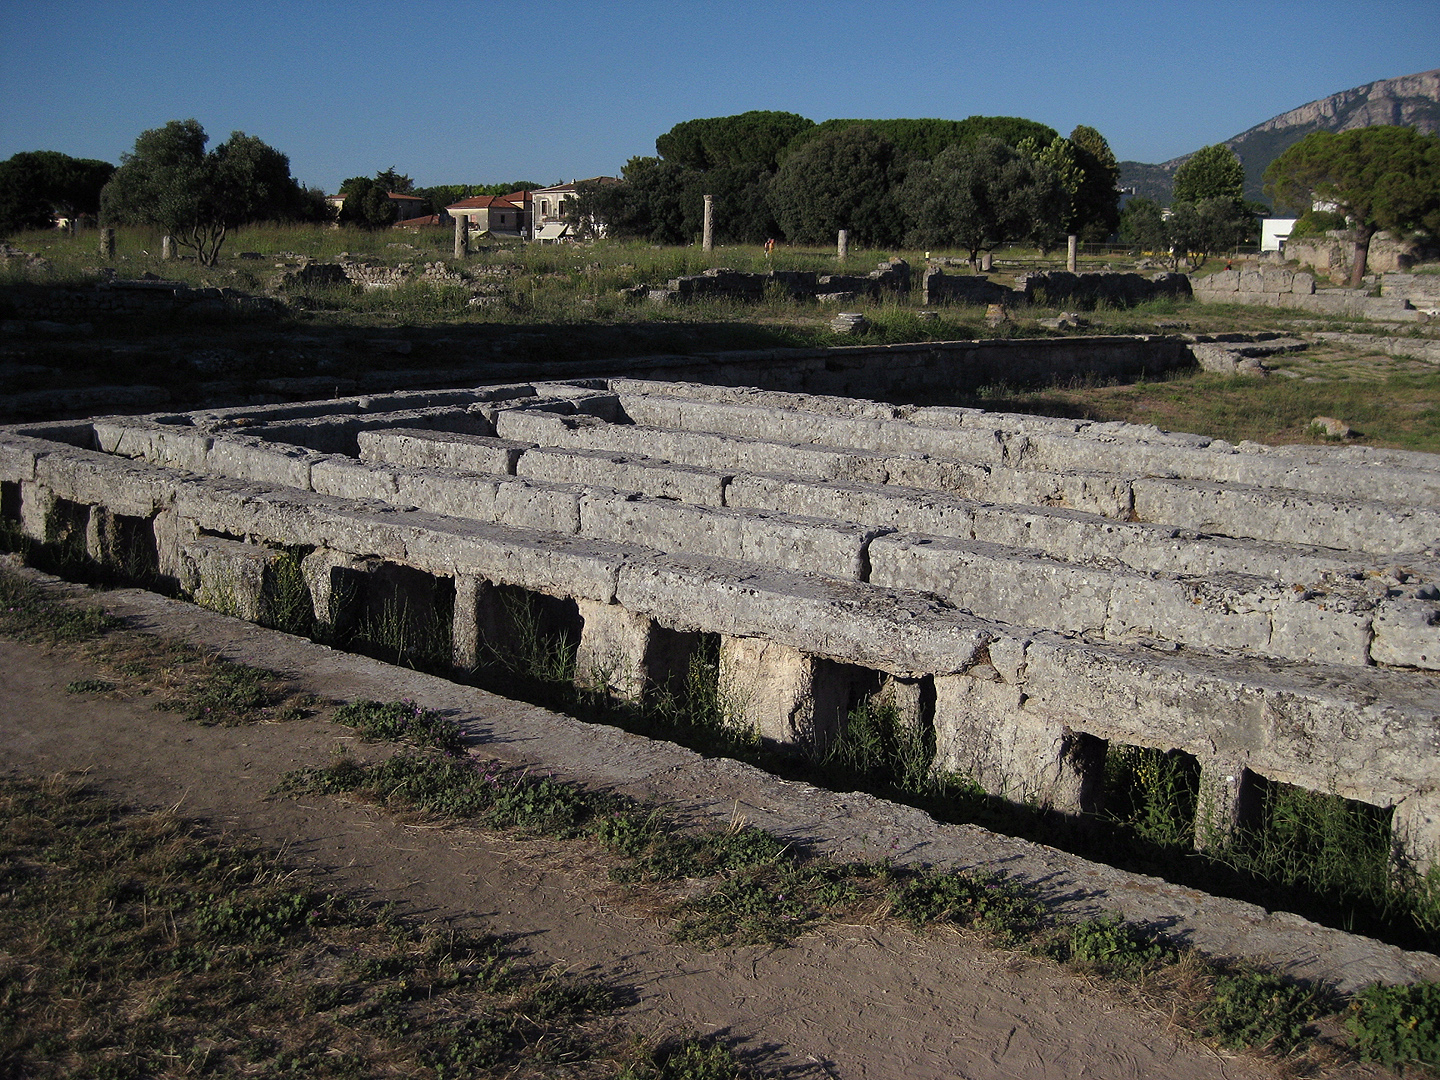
[630,258,913,305]
[3,372,1438,868]
[626,259,1194,312]
[1193,268,1425,321]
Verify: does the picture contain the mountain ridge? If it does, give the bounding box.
[1119,67,1440,205]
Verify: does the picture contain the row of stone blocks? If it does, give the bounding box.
[2,377,1437,866]
[1193,270,1424,321]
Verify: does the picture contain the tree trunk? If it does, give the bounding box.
[1349,223,1376,289]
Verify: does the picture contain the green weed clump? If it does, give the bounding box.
[152,657,282,724]
[887,867,1046,945]
[0,568,120,643]
[1052,915,1177,979]
[333,698,466,755]
[620,1037,750,1080]
[1199,968,1334,1053]
[1346,980,1440,1066]
[285,752,627,836]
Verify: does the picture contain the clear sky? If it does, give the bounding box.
[1,0,1434,193]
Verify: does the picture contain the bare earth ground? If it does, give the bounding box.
[0,578,1402,1080]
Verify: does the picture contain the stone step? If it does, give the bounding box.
[493,405,1440,555]
[613,382,1440,504]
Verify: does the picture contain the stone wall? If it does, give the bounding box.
[2,376,1437,868]
[1193,267,1424,321]
[2,279,284,322]
[1285,230,1435,280]
[638,257,913,305]
[642,262,1192,312]
[1012,270,1193,308]
[1383,273,1440,313]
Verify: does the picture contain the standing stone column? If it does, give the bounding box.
[837,229,848,262]
[453,214,469,259]
[1193,762,1259,850]
[931,672,1104,813]
[161,235,174,260]
[702,194,714,253]
[1067,234,1078,273]
[451,573,503,673]
[98,227,115,260]
[980,252,993,272]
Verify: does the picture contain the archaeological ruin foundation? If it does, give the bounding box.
[2,352,1438,869]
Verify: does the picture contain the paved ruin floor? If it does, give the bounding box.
[0,572,1426,1078]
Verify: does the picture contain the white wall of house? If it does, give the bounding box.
[1262,218,1298,252]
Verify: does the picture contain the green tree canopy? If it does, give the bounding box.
[1172,144,1245,204]
[339,176,398,229]
[655,111,815,171]
[0,151,115,235]
[1168,196,1253,270]
[898,137,1064,267]
[101,119,308,264]
[767,124,904,247]
[373,167,413,194]
[1118,196,1168,255]
[1068,125,1122,242]
[1264,125,1440,286]
[588,156,779,245]
[789,116,1058,165]
[1018,135,1082,252]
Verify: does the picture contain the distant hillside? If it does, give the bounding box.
[1119,67,1440,206]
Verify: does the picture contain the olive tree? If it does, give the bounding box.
[898,137,1064,269]
[100,119,307,264]
[1264,126,1440,287]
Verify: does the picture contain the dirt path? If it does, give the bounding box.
[0,584,1382,1079]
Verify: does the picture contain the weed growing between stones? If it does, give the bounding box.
[259,545,314,637]
[454,604,1440,952]
[354,592,453,673]
[821,699,933,795]
[1102,744,1200,851]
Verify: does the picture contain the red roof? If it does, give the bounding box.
[446,194,521,211]
[387,192,426,201]
[394,213,446,228]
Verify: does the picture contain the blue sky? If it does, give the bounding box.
[1,0,1434,192]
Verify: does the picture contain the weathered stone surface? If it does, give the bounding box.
[7,372,1440,873]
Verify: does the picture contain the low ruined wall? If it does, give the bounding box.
[638,257,912,305]
[570,335,1199,399]
[1,376,1436,870]
[2,280,283,322]
[1384,273,1440,310]
[1193,267,1423,321]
